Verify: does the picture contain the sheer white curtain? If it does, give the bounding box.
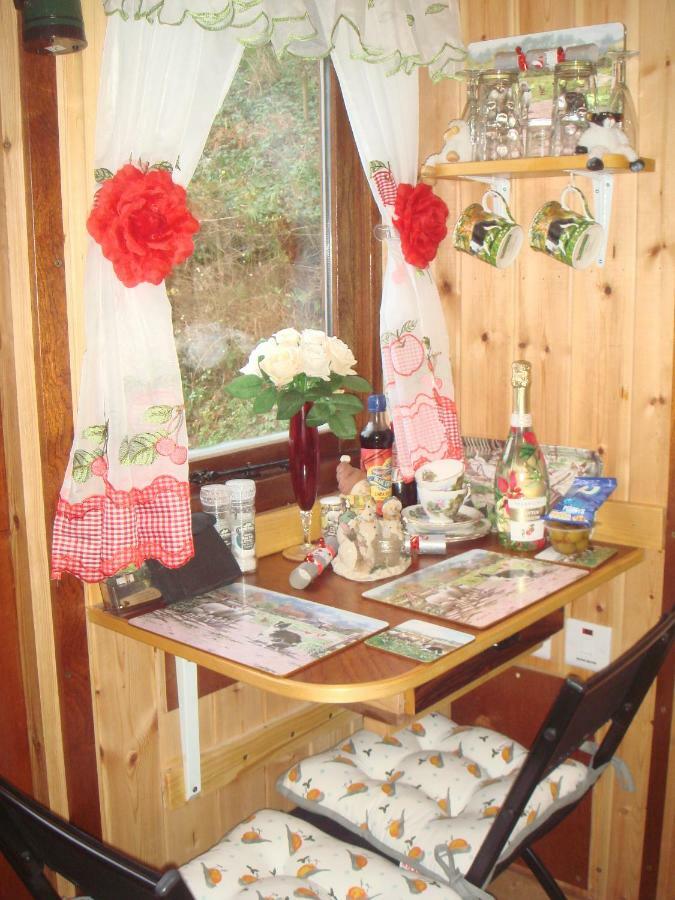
[329,25,463,482]
[51,17,244,582]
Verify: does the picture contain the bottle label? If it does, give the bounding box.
[510,412,533,427]
[361,448,392,502]
[507,496,546,541]
[234,521,256,552]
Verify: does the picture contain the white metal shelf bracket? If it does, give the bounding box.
[566,169,615,267]
[463,174,511,215]
[175,656,202,801]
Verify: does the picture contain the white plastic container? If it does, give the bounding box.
[199,484,232,548]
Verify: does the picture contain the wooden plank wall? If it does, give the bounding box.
[45,1,672,896]
[421,2,673,897]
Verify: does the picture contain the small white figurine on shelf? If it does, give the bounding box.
[575,116,644,172]
[424,119,473,167]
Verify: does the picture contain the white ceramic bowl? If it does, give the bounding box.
[415,458,465,492]
[417,483,471,521]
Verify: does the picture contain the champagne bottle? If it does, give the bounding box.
[494,360,549,551]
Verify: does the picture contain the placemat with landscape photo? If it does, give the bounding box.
[362,548,587,629]
[130,583,388,676]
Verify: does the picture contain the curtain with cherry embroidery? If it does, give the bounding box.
[328,24,464,481]
[51,17,244,582]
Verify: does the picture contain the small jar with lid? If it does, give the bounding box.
[525,117,552,157]
[551,60,597,156]
[476,69,524,161]
[225,479,257,573]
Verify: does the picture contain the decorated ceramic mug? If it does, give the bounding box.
[529,184,603,270]
[452,189,523,269]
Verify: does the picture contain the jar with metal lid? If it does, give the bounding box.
[551,60,597,156]
[476,69,524,161]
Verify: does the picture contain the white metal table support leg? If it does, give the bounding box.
[175,656,202,801]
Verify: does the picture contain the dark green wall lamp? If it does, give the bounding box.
[14,0,87,54]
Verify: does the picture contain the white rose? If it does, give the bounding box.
[259,345,302,387]
[326,336,357,376]
[300,328,327,347]
[240,338,276,377]
[300,342,331,380]
[273,327,301,347]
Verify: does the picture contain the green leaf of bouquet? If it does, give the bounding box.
[252,387,278,414]
[72,449,96,483]
[305,405,329,427]
[342,375,372,393]
[276,390,305,420]
[226,374,264,399]
[328,411,357,439]
[145,404,174,424]
[329,393,364,412]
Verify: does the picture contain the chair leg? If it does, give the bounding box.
[520,846,568,900]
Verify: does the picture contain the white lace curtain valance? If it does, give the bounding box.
[102,0,466,81]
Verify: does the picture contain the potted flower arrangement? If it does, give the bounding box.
[226,328,371,559]
[226,328,371,439]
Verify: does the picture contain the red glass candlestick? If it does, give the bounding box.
[283,402,320,562]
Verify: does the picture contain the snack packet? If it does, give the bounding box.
[546,476,616,527]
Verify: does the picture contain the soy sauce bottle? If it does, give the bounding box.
[360,394,394,507]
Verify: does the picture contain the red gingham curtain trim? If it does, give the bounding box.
[51,474,193,583]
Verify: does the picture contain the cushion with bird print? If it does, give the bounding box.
[178,807,479,899]
[277,712,592,887]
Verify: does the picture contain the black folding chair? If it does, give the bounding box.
[0,777,192,900]
[457,606,675,898]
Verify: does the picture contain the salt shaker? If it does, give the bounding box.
[199,484,232,548]
[225,479,257,573]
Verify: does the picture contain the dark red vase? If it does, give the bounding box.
[288,402,320,511]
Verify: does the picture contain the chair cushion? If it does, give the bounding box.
[179,807,470,898]
[277,713,595,885]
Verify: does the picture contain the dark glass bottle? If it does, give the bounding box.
[391,433,418,509]
[360,394,394,506]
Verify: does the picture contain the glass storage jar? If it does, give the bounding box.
[551,60,597,156]
[476,69,524,161]
[525,117,552,157]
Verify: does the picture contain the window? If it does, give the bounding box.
[169,47,381,510]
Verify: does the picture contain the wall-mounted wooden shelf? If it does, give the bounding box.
[420,154,656,182]
[421,154,656,267]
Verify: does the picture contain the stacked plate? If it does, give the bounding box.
[402,504,492,542]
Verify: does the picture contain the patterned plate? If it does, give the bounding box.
[403,504,491,538]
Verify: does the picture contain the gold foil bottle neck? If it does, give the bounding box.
[511,360,531,389]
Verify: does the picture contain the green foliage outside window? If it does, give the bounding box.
[168,46,325,450]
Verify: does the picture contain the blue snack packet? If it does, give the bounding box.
[546,476,617,527]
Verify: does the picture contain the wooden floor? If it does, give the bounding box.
[491,868,586,899]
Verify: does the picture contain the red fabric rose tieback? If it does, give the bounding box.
[393,182,449,269]
[87,163,200,288]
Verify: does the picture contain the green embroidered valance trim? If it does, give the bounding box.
[102,2,466,81]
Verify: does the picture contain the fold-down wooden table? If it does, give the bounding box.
[87,536,642,802]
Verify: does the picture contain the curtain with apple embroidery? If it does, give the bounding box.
[328,24,464,481]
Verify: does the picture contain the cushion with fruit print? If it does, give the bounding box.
[178,808,468,899]
[277,713,594,887]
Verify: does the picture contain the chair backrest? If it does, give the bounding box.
[465,606,675,887]
[0,777,193,900]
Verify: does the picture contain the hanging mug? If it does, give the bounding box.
[529,184,604,270]
[452,190,523,269]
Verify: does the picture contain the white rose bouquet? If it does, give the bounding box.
[226,328,371,439]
